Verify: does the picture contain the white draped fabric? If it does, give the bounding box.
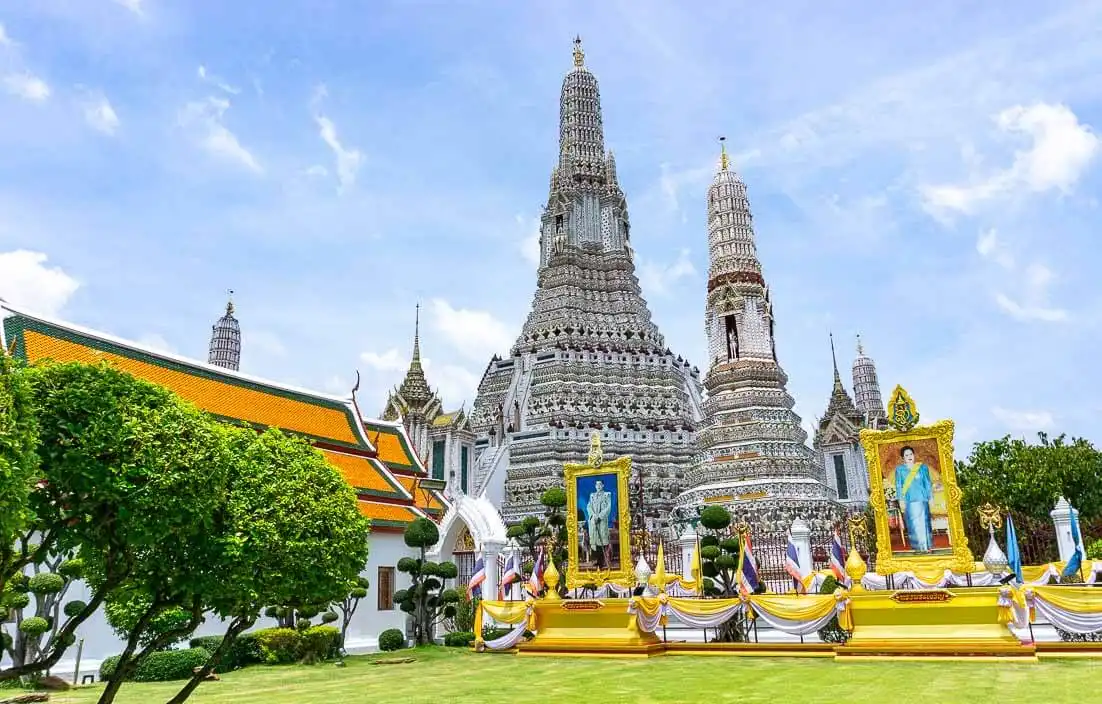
[1024,588,1102,635]
[483,618,531,651]
[799,561,1102,592]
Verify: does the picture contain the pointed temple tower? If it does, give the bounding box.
[207,293,241,371]
[383,304,476,495]
[852,334,887,426]
[470,38,704,524]
[674,140,839,529]
[813,334,871,507]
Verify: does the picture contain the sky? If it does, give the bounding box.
[1,0,1100,458]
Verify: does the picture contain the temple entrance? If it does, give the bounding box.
[453,525,476,590]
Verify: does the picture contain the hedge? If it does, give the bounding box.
[378,629,405,652]
[100,648,211,682]
[443,631,475,647]
[254,626,340,664]
[188,632,263,672]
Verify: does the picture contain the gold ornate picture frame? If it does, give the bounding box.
[564,436,633,590]
[859,386,974,575]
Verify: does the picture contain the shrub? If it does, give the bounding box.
[443,631,475,647]
[1087,538,1102,561]
[4,592,30,610]
[27,572,65,595]
[321,611,339,624]
[378,628,405,652]
[100,648,212,682]
[63,600,88,618]
[254,628,301,664]
[18,617,50,636]
[133,648,211,682]
[188,632,263,672]
[298,626,340,663]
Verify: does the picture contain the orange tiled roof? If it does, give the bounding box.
[358,501,422,526]
[18,329,360,445]
[363,421,421,470]
[321,450,406,496]
[395,475,446,513]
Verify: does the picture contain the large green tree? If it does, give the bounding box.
[165,427,370,704]
[0,352,39,596]
[957,433,1102,522]
[1,361,231,683]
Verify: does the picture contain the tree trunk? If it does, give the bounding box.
[96,600,164,704]
[165,615,253,704]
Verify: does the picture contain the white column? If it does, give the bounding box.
[1051,496,1082,563]
[790,518,813,577]
[678,525,698,582]
[481,539,505,603]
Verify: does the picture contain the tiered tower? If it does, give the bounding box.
[852,335,886,425]
[674,140,839,530]
[469,38,704,524]
[207,294,241,371]
[813,334,872,507]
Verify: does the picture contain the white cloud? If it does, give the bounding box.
[360,348,407,373]
[0,22,11,46]
[0,250,79,316]
[516,214,540,267]
[4,73,50,102]
[82,94,120,135]
[993,262,1070,322]
[992,406,1055,432]
[315,116,363,193]
[638,249,696,297]
[112,0,144,15]
[921,103,1101,216]
[304,165,328,178]
[179,97,262,173]
[198,65,240,95]
[975,228,1014,269]
[421,358,478,407]
[429,298,514,362]
[137,333,174,354]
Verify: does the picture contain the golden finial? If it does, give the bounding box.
[735,520,752,539]
[572,35,585,67]
[978,503,1002,532]
[587,431,603,467]
[719,136,729,171]
[225,289,235,316]
[886,385,920,431]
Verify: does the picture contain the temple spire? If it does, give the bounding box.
[396,303,433,407]
[207,290,241,371]
[719,136,729,171]
[830,332,842,385]
[572,35,585,67]
[852,334,886,423]
[412,302,421,362]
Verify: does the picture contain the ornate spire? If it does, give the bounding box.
[557,36,606,186]
[207,290,241,371]
[719,136,729,171]
[572,35,585,67]
[852,334,886,423]
[830,331,841,385]
[397,303,434,408]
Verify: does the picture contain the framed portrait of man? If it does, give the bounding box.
[860,416,974,575]
[564,453,632,590]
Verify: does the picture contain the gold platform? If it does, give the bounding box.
[516,598,664,658]
[836,587,1035,660]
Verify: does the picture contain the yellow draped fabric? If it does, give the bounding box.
[1030,586,1102,614]
[474,599,536,643]
[748,593,838,622]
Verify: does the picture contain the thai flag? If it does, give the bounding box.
[785,534,806,593]
[736,534,761,597]
[467,555,486,600]
[498,554,520,600]
[829,529,848,584]
[527,548,545,597]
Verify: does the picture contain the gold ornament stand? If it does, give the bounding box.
[836,588,1035,660]
[516,555,663,658]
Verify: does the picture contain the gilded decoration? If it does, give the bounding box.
[859,387,974,575]
[565,433,633,589]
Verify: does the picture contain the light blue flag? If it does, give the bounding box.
[1005,515,1024,584]
[1062,504,1084,581]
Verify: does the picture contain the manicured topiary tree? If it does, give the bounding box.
[505,487,569,596]
[1,554,87,676]
[395,518,460,645]
[696,506,750,643]
[815,575,850,644]
[332,576,369,653]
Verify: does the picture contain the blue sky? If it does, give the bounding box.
[2,0,1100,457]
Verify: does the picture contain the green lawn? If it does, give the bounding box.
[44,647,1102,704]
